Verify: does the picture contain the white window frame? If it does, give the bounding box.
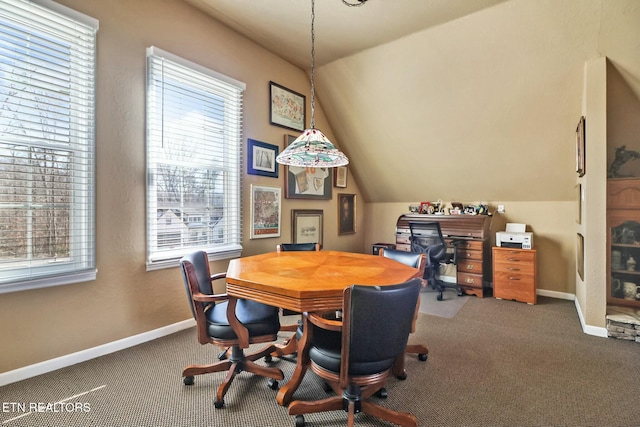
[145,47,244,270]
[0,0,98,293]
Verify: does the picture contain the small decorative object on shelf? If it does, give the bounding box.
[627,256,636,271]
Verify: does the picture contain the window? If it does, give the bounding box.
[146,47,244,270]
[0,0,98,293]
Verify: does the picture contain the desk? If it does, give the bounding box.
[225,250,419,406]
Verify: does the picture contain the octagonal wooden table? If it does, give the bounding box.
[225,250,420,406]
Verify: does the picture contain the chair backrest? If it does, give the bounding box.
[277,243,320,252]
[409,221,448,260]
[379,247,425,270]
[343,279,422,374]
[180,251,219,323]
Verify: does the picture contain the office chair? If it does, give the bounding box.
[180,251,284,408]
[378,247,428,363]
[409,221,463,301]
[273,242,321,356]
[288,279,422,427]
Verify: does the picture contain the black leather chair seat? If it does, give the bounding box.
[308,326,396,376]
[206,299,280,340]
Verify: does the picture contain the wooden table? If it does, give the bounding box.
[225,250,420,406]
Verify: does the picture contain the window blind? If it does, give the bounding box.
[146,47,244,270]
[0,0,98,293]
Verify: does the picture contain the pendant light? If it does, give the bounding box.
[276,0,351,168]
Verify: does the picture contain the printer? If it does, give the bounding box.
[496,223,533,249]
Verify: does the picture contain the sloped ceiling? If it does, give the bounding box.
[184,0,640,203]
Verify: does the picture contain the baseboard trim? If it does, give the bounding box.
[573,297,608,338]
[0,318,195,387]
[537,289,574,300]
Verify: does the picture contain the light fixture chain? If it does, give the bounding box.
[310,0,316,129]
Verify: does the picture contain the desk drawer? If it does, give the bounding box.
[458,272,483,288]
[493,260,535,275]
[457,259,483,274]
[455,240,483,251]
[493,249,535,264]
[458,249,482,261]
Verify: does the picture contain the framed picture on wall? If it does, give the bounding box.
[282,133,332,199]
[247,139,278,178]
[334,166,347,188]
[250,185,281,239]
[270,81,306,131]
[338,193,356,235]
[576,116,585,177]
[292,209,323,247]
[577,233,584,281]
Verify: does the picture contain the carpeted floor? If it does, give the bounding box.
[1,296,638,427]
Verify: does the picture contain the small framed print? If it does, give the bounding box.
[250,185,281,239]
[285,166,332,199]
[270,81,306,131]
[334,166,347,188]
[248,139,279,178]
[338,193,356,235]
[292,209,323,247]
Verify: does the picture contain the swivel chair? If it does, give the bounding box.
[180,251,284,408]
[409,221,463,301]
[273,242,321,356]
[378,247,428,363]
[288,279,422,427]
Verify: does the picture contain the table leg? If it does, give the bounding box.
[277,312,312,406]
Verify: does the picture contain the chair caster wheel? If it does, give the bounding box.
[375,387,388,399]
[295,414,305,427]
[214,400,224,409]
[437,293,443,301]
[183,376,194,385]
[418,353,428,361]
[268,378,279,390]
[397,372,407,381]
[264,354,273,363]
[457,289,464,296]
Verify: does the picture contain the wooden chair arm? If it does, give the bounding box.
[210,272,227,281]
[192,291,228,303]
[308,312,343,332]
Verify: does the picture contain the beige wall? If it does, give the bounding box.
[0,0,363,373]
[364,201,576,296]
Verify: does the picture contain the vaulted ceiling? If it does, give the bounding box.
[183,0,640,203]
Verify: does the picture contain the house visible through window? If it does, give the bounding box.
[0,0,98,293]
[146,47,244,270]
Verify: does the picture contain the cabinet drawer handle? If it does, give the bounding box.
[509,277,521,281]
[465,278,475,284]
[466,264,474,269]
[507,258,520,262]
[507,267,520,271]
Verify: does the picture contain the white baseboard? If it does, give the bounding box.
[537,289,574,300]
[0,318,195,387]
[573,297,609,338]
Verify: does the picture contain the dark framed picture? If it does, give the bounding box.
[334,166,347,188]
[338,193,356,235]
[285,166,332,199]
[247,139,279,178]
[270,81,306,132]
[250,185,281,239]
[576,116,585,177]
[292,209,323,247]
[283,133,331,199]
